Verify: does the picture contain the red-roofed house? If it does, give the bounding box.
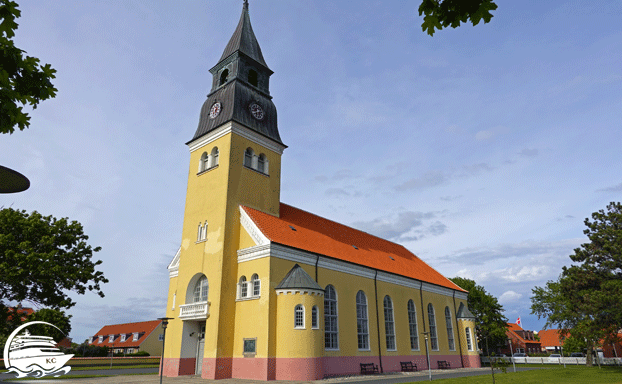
[538,329,565,353]
[161,2,480,381]
[89,320,164,356]
[503,323,542,355]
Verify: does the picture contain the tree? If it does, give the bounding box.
[531,202,622,366]
[0,208,108,323]
[418,0,498,36]
[450,277,508,355]
[0,0,57,134]
[26,308,72,341]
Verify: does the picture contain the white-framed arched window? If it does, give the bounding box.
[324,285,338,350]
[312,306,319,329]
[199,152,209,173]
[384,296,396,351]
[193,276,208,303]
[251,273,260,297]
[257,154,268,174]
[244,148,254,168]
[294,304,305,329]
[428,303,438,350]
[445,306,455,351]
[466,327,473,351]
[210,147,219,167]
[408,299,419,350]
[238,276,248,298]
[356,290,369,350]
[197,221,207,242]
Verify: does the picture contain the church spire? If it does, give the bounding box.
[219,0,268,68]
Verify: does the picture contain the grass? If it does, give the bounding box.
[410,366,622,384]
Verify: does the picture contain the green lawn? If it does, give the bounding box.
[412,366,622,384]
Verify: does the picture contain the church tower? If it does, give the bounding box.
[163,1,285,379]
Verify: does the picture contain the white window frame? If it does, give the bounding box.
[445,306,455,351]
[193,276,208,303]
[324,285,339,350]
[428,303,438,351]
[120,334,126,342]
[238,276,248,298]
[294,304,305,329]
[356,290,370,350]
[408,300,419,351]
[312,306,319,329]
[251,274,261,297]
[384,296,396,351]
[133,333,139,341]
[98,335,103,343]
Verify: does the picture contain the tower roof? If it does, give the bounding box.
[276,264,323,291]
[220,0,268,68]
[457,302,475,320]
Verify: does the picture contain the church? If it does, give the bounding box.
[162,1,480,380]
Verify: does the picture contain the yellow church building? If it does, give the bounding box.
[162,1,480,380]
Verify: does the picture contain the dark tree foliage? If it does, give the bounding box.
[450,277,508,355]
[0,0,57,134]
[531,202,622,366]
[418,0,498,36]
[0,208,108,310]
[26,308,72,341]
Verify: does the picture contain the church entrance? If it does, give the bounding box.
[195,324,205,375]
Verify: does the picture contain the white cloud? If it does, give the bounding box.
[499,291,523,304]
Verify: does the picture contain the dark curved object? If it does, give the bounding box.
[0,165,30,193]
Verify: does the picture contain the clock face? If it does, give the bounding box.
[249,103,265,120]
[209,102,222,119]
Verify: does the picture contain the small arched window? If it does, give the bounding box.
[193,276,208,303]
[257,154,268,174]
[383,296,396,350]
[428,303,438,350]
[199,152,208,173]
[238,276,248,298]
[408,300,419,350]
[248,69,258,87]
[251,273,260,296]
[312,306,319,329]
[466,327,473,351]
[211,147,219,167]
[294,304,305,329]
[244,148,254,168]
[324,285,338,349]
[445,306,455,351]
[356,291,369,350]
[219,69,229,86]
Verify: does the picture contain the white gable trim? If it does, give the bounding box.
[187,121,286,155]
[167,247,181,278]
[239,207,270,246]
[237,243,463,298]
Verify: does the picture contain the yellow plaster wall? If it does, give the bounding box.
[457,318,479,355]
[275,291,324,358]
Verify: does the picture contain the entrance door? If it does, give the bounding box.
[195,324,205,375]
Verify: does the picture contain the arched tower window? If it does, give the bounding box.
[383,296,396,350]
[199,152,208,173]
[428,303,438,350]
[251,273,260,296]
[294,304,305,329]
[408,299,419,350]
[312,306,319,329]
[193,276,208,303]
[238,276,248,298]
[210,147,219,167]
[324,285,338,349]
[219,69,229,86]
[465,327,473,351]
[244,148,254,168]
[445,306,455,351]
[356,290,369,350]
[248,69,258,87]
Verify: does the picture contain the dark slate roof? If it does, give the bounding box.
[220,1,268,68]
[457,302,476,320]
[276,264,323,291]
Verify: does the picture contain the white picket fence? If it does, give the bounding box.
[482,356,622,366]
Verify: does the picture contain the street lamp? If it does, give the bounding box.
[158,317,173,384]
[422,331,432,381]
[507,338,516,373]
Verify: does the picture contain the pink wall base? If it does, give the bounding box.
[201,357,232,379]
[162,358,195,377]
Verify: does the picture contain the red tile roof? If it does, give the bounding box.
[242,203,466,292]
[538,329,565,347]
[507,323,541,345]
[90,320,161,348]
[7,307,35,321]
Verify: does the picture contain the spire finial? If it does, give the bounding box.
[244,0,249,10]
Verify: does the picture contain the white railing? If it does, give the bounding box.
[482,356,622,366]
[179,301,210,320]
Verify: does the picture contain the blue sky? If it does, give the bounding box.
[2,0,621,344]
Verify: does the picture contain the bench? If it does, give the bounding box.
[438,360,450,369]
[400,361,417,372]
[360,363,379,374]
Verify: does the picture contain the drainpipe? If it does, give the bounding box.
[420,283,429,370]
[453,291,464,368]
[315,255,320,282]
[374,270,384,373]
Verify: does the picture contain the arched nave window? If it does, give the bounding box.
[445,306,455,351]
[193,276,208,303]
[324,285,338,350]
[408,299,419,350]
[428,303,438,351]
[294,304,305,329]
[356,290,369,350]
[383,296,396,351]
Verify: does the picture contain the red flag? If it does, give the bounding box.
[516,317,521,326]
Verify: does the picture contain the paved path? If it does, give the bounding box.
[0,367,542,384]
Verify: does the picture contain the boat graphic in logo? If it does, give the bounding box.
[2,321,73,378]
